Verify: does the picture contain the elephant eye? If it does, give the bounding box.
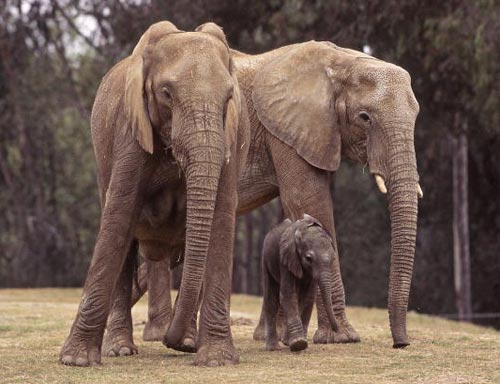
[305,251,314,261]
[359,111,371,123]
[161,86,172,102]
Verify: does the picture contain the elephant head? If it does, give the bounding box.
[124,21,245,342]
[252,41,421,348]
[280,214,340,333]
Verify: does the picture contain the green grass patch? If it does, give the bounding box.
[1,288,499,383]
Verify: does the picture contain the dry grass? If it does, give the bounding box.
[1,288,499,384]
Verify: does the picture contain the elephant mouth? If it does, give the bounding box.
[373,174,423,198]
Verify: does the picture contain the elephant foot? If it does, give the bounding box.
[194,341,240,367]
[313,318,361,344]
[289,336,308,352]
[60,332,102,367]
[143,319,170,342]
[265,337,280,351]
[103,328,138,357]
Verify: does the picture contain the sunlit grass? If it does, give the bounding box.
[1,289,499,383]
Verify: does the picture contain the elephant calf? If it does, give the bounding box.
[261,214,339,352]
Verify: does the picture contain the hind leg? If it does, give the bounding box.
[142,256,173,341]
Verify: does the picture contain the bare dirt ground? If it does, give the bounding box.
[1,288,499,384]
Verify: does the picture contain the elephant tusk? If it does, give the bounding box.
[375,175,387,194]
[417,183,423,199]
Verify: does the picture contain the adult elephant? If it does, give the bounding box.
[59,21,250,367]
[234,41,422,348]
[112,40,422,353]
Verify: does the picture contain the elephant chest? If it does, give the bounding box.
[135,163,186,251]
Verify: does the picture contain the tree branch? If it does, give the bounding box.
[51,0,103,55]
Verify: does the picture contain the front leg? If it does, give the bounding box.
[279,272,307,352]
[269,134,360,344]
[103,241,139,357]
[60,147,150,367]
[300,282,316,339]
[194,159,239,366]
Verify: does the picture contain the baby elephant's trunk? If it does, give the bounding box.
[319,271,340,332]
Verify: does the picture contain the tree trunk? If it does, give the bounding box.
[452,131,472,322]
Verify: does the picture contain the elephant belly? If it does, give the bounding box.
[237,178,279,215]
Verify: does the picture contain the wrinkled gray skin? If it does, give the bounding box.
[236,41,421,349]
[262,215,340,352]
[115,39,422,353]
[59,21,250,367]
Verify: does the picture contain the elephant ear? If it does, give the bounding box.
[195,22,229,48]
[302,213,323,228]
[124,21,180,154]
[280,223,303,279]
[252,42,343,171]
[223,74,243,163]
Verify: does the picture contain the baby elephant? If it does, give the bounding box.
[262,214,339,352]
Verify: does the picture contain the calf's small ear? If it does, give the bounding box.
[280,224,303,279]
[303,213,323,228]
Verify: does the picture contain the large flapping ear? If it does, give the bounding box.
[252,41,352,171]
[124,21,180,154]
[280,223,303,279]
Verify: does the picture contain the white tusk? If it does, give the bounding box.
[417,183,423,198]
[375,175,387,194]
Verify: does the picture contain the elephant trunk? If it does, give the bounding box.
[318,271,340,332]
[165,106,225,347]
[385,129,419,348]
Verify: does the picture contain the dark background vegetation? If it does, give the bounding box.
[1,1,499,326]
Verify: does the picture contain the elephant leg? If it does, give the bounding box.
[300,283,316,339]
[194,164,239,366]
[103,241,139,357]
[263,273,280,351]
[279,275,307,352]
[59,144,149,366]
[268,135,360,344]
[254,301,286,342]
[143,258,173,341]
[253,302,266,341]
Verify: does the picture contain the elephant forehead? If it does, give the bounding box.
[153,33,229,64]
[352,63,419,116]
[302,227,331,247]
